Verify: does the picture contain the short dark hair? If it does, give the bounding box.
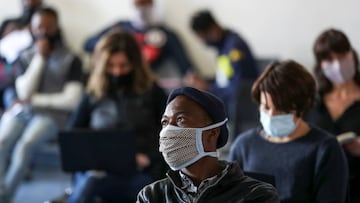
[313,28,360,95]
[34,7,58,21]
[190,10,217,33]
[251,60,316,117]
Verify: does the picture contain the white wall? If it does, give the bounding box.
[1,0,360,75]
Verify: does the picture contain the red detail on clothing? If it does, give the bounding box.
[134,33,160,63]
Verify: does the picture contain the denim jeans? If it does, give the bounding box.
[0,111,58,200]
[66,171,153,203]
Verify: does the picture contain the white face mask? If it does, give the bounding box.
[321,57,356,84]
[159,119,228,171]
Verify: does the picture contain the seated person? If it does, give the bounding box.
[0,7,83,203]
[137,86,279,202]
[0,0,44,107]
[306,28,360,202]
[0,0,43,39]
[228,60,349,202]
[185,10,258,115]
[0,0,43,63]
[84,0,195,80]
[63,31,167,203]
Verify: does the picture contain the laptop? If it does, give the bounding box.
[58,129,137,176]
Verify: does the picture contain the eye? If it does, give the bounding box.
[176,116,184,124]
[161,119,168,127]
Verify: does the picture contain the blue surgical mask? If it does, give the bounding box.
[260,111,296,138]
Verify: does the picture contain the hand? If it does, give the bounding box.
[35,38,52,57]
[6,100,31,117]
[9,99,30,108]
[136,153,151,170]
[343,137,360,157]
[183,72,209,90]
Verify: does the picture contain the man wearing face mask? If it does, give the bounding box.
[83,0,195,80]
[228,60,349,202]
[137,86,279,203]
[185,10,258,115]
[0,7,83,202]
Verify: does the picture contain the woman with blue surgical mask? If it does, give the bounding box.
[228,60,349,202]
[307,28,360,202]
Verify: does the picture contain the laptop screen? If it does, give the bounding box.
[58,129,137,176]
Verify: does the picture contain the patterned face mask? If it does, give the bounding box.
[159,119,227,171]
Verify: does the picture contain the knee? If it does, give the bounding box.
[32,116,58,132]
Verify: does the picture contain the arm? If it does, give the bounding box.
[314,137,349,203]
[30,56,84,111]
[211,38,258,99]
[246,184,280,203]
[15,53,44,101]
[66,93,92,129]
[31,81,83,111]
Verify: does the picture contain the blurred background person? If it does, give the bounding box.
[0,0,43,38]
[0,7,83,203]
[306,28,360,202]
[59,31,167,203]
[0,0,44,108]
[83,0,196,91]
[186,9,258,114]
[0,0,43,63]
[228,60,348,202]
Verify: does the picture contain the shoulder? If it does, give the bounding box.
[229,128,260,157]
[226,30,247,45]
[307,126,344,155]
[233,127,261,145]
[242,177,279,202]
[137,178,171,202]
[55,45,79,59]
[224,162,279,202]
[307,126,337,143]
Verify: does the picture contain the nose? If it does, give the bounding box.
[168,118,177,126]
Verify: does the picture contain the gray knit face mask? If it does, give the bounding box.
[159,119,227,171]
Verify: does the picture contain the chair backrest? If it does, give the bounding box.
[230,57,278,136]
[231,79,259,137]
[256,57,277,74]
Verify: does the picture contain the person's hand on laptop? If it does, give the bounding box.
[136,153,150,170]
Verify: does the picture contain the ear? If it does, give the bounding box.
[203,127,220,151]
